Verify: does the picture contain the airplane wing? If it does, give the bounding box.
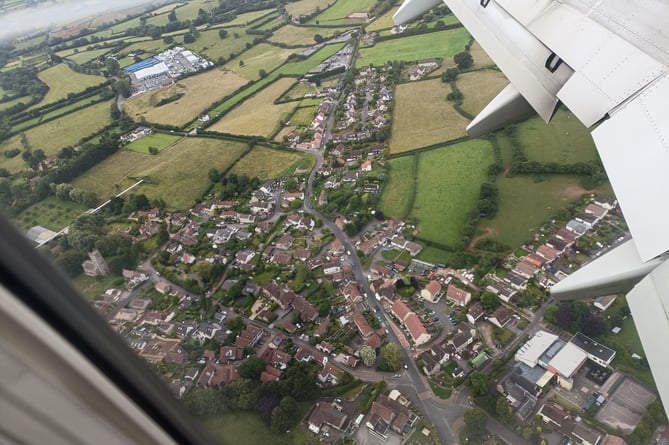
[394,0,669,417]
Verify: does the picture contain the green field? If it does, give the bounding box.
[308,0,376,25]
[365,7,400,32]
[225,9,276,26]
[268,25,349,46]
[288,105,318,126]
[31,63,106,108]
[280,81,320,101]
[518,110,597,164]
[63,48,112,65]
[16,196,87,231]
[378,154,415,218]
[200,412,312,445]
[286,0,330,17]
[118,39,171,58]
[390,78,469,153]
[210,77,297,137]
[275,42,345,75]
[456,69,508,117]
[230,147,310,179]
[125,133,182,154]
[123,68,249,127]
[72,137,249,210]
[484,174,590,247]
[356,28,470,67]
[224,43,296,80]
[410,139,493,247]
[0,134,27,173]
[417,246,454,265]
[14,94,107,132]
[0,99,113,157]
[0,96,29,111]
[182,29,256,63]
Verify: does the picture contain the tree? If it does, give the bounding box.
[454,51,473,69]
[238,356,266,380]
[467,372,490,396]
[481,292,499,312]
[218,29,228,39]
[183,33,196,44]
[167,11,177,22]
[379,343,403,372]
[496,397,512,421]
[239,60,244,67]
[270,396,298,433]
[314,34,324,43]
[441,67,459,82]
[258,69,267,78]
[360,345,376,367]
[163,36,174,44]
[148,146,158,155]
[105,58,120,76]
[113,79,131,98]
[463,408,487,442]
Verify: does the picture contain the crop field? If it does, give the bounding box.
[378,154,415,218]
[307,0,376,25]
[15,196,87,231]
[517,110,597,164]
[485,174,589,248]
[152,3,183,15]
[206,73,278,119]
[209,77,297,137]
[469,40,495,68]
[123,69,248,127]
[366,7,400,32]
[285,0,330,17]
[223,43,296,80]
[125,133,182,154]
[187,30,256,62]
[174,0,212,22]
[456,69,508,117]
[225,9,275,26]
[0,96,27,112]
[0,99,113,157]
[268,25,349,47]
[30,64,106,109]
[356,28,470,67]
[72,137,249,210]
[14,34,47,52]
[390,78,469,153]
[230,147,309,178]
[14,95,107,132]
[280,81,319,100]
[409,139,493,247]
[64,48,112,65]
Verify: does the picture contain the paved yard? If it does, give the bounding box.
[596,376,656,433]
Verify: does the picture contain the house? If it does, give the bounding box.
[197,363,239,387]
[235,325,263,348]
[260,365,282,383]
[316,341,335,355]
[504,271,528,290]
[353,310,374,338]
[82,249,110,277]
[514,260,538,278]
[466,302,485,324]
[421,343,454,375]
[488,280,517,302]
[342,281,363,303]
[487,307,511,328]
[585,203,608,219]
[317,362,342,386]
[450,328,474,352]
[360,159,372,172]
[235,250,256,265]
[593,295,616,311]
[421,280,442,302]
[446,284,471,307]
[537,245,560,261]
[307,403,348,434]
[275,234,294,250]
[219,346,243,364]
[391,299,431,345]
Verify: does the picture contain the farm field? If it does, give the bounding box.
[280,81,319,101]
[275,42,346,75]
[64,48,112,65]
[230,147,310,179]
[0,134,27,173]
[250,14,283,31]
[390,78,469,153]
[14,94,107,132]
[378,155,415,219]
[288,105,318,126]
[209,77,297,137]
[410,139,493,247]
[224,43,295,80]
[0,99,113,157]
[484,174,591,248]
[188,30,256,62]
[125,133,182,154]
[200,413,311,445]
[285,0,330,17]
[29,63,106,108]
[365,7,400,32]
[16,196,87,231]
[469,40,495,68]
[356,27,470,67]
[268,25,349,47]
[417,246,454,265]
[118,39,171,58]
[307,0,376,25]
[0,96,28,112]
[72,137,249,210]
[517,110,597,164]
[123,68,248,127]
[456,69,508,117]
[173,0,213,22]
[224,9,275,26]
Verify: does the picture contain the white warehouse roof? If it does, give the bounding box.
[515,330,559,368]
[134,62,169,80]
[548,342,588,379]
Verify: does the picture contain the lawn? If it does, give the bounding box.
[209,77,298,137]
[191,30,256,63]
[224,43,296,80]
[125,133,182,154]
[378,154,415,218]
[285,0,330,17]
[287,105,318,126]
[484,174,591,248]
[268,25,349,47]
[417,246,454,265]
[517,109,598,164]
[230,146,311,178]
[456,69,508,118]
[31,63,106,108]
[356,27,471,67]
[72,137,249,210]
[63,48,113,65]
[390,78,469,153]
[0,99,113,157]
[199,412,312,445]
[280,81,320,101]
[365,7,400,32]
[72,274,125,301]
[123,68,249,127]
[307,0,377,25]
[429,381,452,399]
[15,196,87,231]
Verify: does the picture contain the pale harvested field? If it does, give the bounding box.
[209,77,298,137]
[470,40,495,68]
[456,69,508,117]
[230,147,307,178]
[224,43,296,80]
[389,78,469,153]
[285,0,331,17]
[72,137,248,209]
[123,69,248,127]
[268,25,348,46]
